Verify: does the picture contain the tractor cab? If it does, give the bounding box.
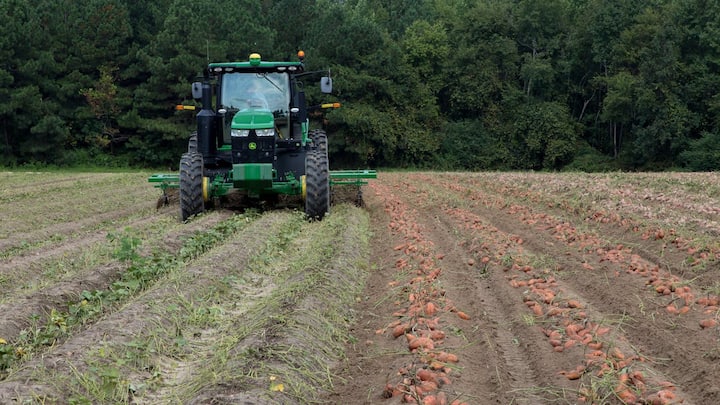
[219,71,290,142]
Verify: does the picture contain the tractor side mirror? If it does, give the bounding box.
[191,82,202,100]
[320,77,332,94]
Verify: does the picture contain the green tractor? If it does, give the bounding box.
[149,52,375,221]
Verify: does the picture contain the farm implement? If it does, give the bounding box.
[149,51,375,221]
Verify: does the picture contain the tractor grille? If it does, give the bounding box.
[231,130,275,164]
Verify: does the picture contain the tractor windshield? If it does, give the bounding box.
[221,72,290,115]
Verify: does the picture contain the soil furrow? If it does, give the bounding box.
[422,173,715,404]
[393,179,547,397]
[0,173,114,200]
[327,179,545,404]
[0,211,286,402]
[2,171,719,404]
[186,205,370,404]
[417,211,546,403]
[0,211,232,344]
[0,190,158,254]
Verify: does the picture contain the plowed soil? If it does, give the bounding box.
[1,171,719,404]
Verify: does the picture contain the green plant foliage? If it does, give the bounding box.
[503,100,579,170]
[435,119,510,170]
[563,142,619,172]
[680,131,720,171]
[1,0,720,170]
[0,213,257,377]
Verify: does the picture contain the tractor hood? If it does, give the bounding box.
[231,109,274,129]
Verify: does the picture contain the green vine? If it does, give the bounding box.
[0,213,258,378]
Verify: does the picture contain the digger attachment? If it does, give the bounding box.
[148,170,376,190]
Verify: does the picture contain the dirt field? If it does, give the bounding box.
[1,171,719,404]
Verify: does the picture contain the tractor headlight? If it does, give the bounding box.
[231,129,250,137]
[256,128,275,137]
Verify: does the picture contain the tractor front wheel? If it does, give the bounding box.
[309,129,328,153]
[179,152,205,221]
[188,132,198,153]
[304,150,329,220]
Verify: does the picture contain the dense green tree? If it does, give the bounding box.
[515,0,571,99]
[598,71,638,158]
[443,1,518,121]
[2,0,720,170]
[567,0,645,158]
[673,0,720,163]
[0,0,29,163]
[434,119,510,170]
[680,131,720,170]
[0,1,70,164]
[125,0,276,166]
[0,0,135,165]
[262,0,316,56]
[402,20,449,98]
[503,100,579,169]
[352,0,432,39]
[597,2,702,168]
[81,66,122,153]
[304,1,441,167]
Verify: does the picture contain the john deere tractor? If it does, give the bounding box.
[149,52,375,221]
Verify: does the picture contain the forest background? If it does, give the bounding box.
[2,0,720,171]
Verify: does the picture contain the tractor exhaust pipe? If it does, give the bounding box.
[197,80,215,156]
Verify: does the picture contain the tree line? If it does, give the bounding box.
[1,0,719,171]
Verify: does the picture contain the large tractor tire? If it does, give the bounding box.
[179,152,205,221]
[305,150,330,220]
[188,132,198,153]
[309,129,328,153]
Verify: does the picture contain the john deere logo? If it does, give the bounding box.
[249,142,257,150]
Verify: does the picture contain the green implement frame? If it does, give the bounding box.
[148,173,181,191]
[148,169,377,191]
[327,169,377,186]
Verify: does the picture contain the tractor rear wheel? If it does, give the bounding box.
[305,150,329,220]
[179,152,205,221]
[188,132,198,153]
[309,129,327,153]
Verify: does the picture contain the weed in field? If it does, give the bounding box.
[87,363,129,403]
[701,346,720,361]
[602,312,634,334]
[522,313,537,326]
[152,207,372,403]
[530,254,560,273]
[67,336,164,402]
[2,244,118,303]
[445,325,466,340]
[501,253,514,268]
[477,263,490,278]
[187,302,225,329]
[707,281,720,297]
[0,240,32,260]
[634,294,656,323]
[15,310,68,351]
[0,338,22,379]
[1,201,373,403]
[107,231,141,263]
[508,385,579,404]
[582,370,623,404]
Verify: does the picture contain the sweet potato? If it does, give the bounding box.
[409,336,435,351]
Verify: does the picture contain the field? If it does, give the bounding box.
[1,171,719,404]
